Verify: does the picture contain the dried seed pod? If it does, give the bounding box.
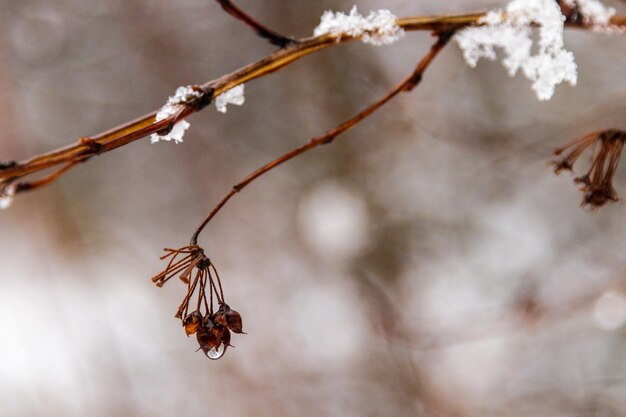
[213,309,227,327]
[196,320,220,354]
[152,245,237,359]
[209,321,231,347]
[215,303,245,334]
[552,130,626,208]
[196,316,231,359]
[183,311,203,336]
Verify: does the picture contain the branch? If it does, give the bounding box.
[1,11,624,199]
[190,32,453,245]
[214,0,297,47]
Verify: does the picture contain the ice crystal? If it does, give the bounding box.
[313,6,405,46]
[214,84,245,114]
[563,0,615,26]
[150,86,202,144]
[454,0,578,101]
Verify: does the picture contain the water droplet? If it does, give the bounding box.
[0,185,15,210]
[0,194,14,210]
[206,343,226,360]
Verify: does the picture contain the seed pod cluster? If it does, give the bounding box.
[184,304,244,360]
[152,245,245,360]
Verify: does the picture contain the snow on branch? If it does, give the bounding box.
[313,5,405,46]
[214,84,246,114]
[150,86,203,144]
[1,7,624,201]
[564,0,615,26]
[454,0,578,101]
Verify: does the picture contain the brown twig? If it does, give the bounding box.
[1,11,625,199]
[12,159,83,193]
[214,0,297,47]
[189,32,453,245]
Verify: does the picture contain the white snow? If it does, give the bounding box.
[313,6,405,46]
[563,0,615,26]
[150,86,202,144]
[454,0,578,101]
[214,84,246,114]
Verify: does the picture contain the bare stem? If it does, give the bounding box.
[189,32,453,245]
[214,0,297,47]
[12,159,82,193]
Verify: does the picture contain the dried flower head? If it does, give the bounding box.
[552,129,626,208]
[151,245,244,360]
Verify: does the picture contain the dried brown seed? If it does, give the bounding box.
[196,322,220,353]
[216,303,245,334]
[195,317,230,359]
[209,322,231,346]
[183,311,203,336]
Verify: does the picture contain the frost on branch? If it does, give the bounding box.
[563,0,615,26]
[454,0,578,101]
[150,86,202,144]
[214,84,246,114]
[313,6,405,46]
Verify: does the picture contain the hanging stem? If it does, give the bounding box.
[189,32,453,245]
[210,262,225,302]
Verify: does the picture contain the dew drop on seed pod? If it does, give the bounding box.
[206,344,225,360]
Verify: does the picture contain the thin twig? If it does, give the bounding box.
[214,0,297,47]
[1,11,624,197]
[12,159,82,193]
[189,32,453,245]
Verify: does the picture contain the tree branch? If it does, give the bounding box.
[1,11,624,199]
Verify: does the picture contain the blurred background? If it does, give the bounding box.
[1,0,626,416]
